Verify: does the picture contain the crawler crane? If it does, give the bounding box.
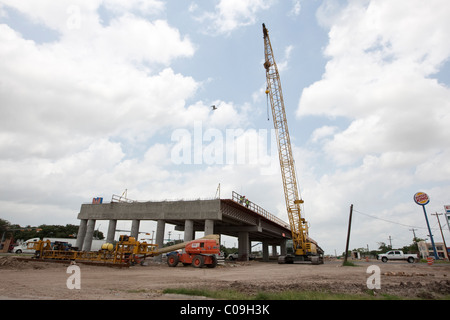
[263,23,323,264]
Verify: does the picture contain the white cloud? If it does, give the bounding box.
[102,0,165,16]
[289,0,302,17]
[299,0,450,165]
[310,125,338,143]
[188,3,199,14]
[276,45,294,72]
[0,11,197,158]
[0,0,166,32]
[0,0,102,32]
[198,0,274,35]
[0,2,203,226]
[93,16,195,66]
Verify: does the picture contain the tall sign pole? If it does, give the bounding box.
[414,192,439,260]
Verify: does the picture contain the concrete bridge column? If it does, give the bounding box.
[82,219,96,251]
[184,220,194,242]
[262,241,269,262]
[204,219,214,236]
[131,219,140,239]
[155,220,165,262]
[271,245,278,257]
[76,219,87,250]
[280,240,287,256]
[238,231,249,261]
[106,219,117,243]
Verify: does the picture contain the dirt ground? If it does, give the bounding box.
[1,255,449,300]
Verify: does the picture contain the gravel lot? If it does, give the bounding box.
[1,256,449,300]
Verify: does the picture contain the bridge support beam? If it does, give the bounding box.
[131,219,140,239]
[238,231,249,261]
[154,220,165,262]
[76,219,87,250]
[82,219,96,251]
[262,241,269,262]
[106,219,117,243]
[205,219,214,235]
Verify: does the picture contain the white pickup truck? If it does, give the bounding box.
[377,250,418,263]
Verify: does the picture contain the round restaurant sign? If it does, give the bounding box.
[414,192,430,206]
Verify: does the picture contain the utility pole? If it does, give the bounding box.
[409,228,418,240]
[388,235,393,249]
[432,213,449,261]
[410,228,418,251]
[343,204,353,265]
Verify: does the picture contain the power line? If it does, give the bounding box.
[353,209,438,230]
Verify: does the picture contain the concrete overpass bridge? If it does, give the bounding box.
[76,191,291,261]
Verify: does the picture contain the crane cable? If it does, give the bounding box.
[265,87,270,121]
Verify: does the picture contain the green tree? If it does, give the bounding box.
[221,245,238,258]
[0,219,12,241]
[0,219,11,234]
[400,237,424,253]
[377,242,390,253]
[12,224,104,241]
[163,239,184,247]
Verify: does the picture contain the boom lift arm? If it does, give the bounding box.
[262,23,322,264]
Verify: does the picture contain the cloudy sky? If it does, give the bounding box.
[1,0,449,255]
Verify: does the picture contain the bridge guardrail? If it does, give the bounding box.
[231,191,290,230]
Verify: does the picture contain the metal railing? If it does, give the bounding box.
[111,194,136,203]
[231,191,290,230]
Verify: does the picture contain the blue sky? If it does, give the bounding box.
[1,0,449,255]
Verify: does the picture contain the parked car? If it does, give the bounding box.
[227,253,256,260]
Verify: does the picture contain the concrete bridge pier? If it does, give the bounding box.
[238,231,249,261]
[280,241,287,256]
[262,241,269,262]
[106,219,117,243]
[154,220,165,262]
[205,219,214,235]
[183,220,194,242]
[75,219,87,250]
[272,245,278,257]
[82,219,96,251]
[131,219,140,239]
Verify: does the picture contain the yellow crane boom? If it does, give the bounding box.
[262,23,322,264]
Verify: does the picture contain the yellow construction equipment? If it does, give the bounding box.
[28,234,220,268]
[262,23,323,264]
